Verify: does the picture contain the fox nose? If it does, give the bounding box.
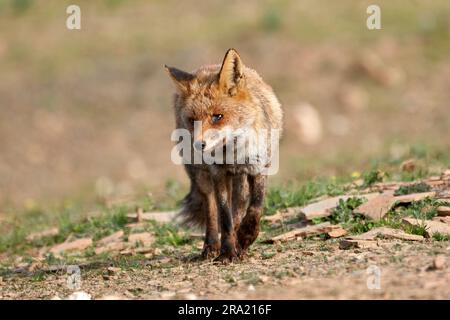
[194,140,206,151]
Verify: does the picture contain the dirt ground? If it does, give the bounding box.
[1,240,448,300]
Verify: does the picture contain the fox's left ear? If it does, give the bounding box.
[165,65,195,93]
[218,48,244,96]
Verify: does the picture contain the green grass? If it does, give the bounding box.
[264,178,349,216]
[394,182,431,196]
[1,160,449,269]
[432,232,450,241]
[362,169,385,187]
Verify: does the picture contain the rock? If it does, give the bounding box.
[26,228,59,242]
[356,191,436,221]
[128,232,154,246]
[95,241,128,255]
[263,208,299,224]
[402,218,450,237]
[126,211,177,223]
[50,238,92,254]
[327,226,348,238]
[264,222,341,243]
[346,227,423,241]
[430,256,446,270]
[107,267,121,275]
[437,206,450,216]
[134,247,155,255]
[96,230,124,246]
[299,194,378,220]
[339,239,379,250]
[120,248,134,256]
[432,216,450,224]
[355,194,395,220]
[124,222,148,232]
[264,194,378,224]
[400,159,416,172]
[395,192,436,204]
[67,291,92,300]
[443,169,450,178]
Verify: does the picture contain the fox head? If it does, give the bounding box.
[165,49,264,152]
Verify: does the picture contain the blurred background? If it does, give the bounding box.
[0,0,449,209]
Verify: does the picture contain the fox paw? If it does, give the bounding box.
[201,243,220,260]
[213,249,239,264]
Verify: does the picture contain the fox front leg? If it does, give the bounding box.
[211,172,238,263]
[237,174,267,257]
[202,191,220,259]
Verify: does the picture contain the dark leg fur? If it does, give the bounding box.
[212,172,238,263]
[237,174,266,256]
[181,165,220,259]
[231,174,249,233]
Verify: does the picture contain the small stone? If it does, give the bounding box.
[50,238,93,255]
[96,230,124,246]
[431,256,446,270]
[437,206,450,217]
[128,232,154,246]
[339,239,379,250]
[107,267,121,275]
[95,241,128,255]
[327,227,348,238]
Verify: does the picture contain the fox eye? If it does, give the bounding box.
[211,114,223,123]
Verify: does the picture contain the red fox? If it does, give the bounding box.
[165,49,283,262]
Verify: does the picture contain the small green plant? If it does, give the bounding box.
[329,197,366,225]
[362,169,384,187]
[394,182,431,196]
[401,198,440,220]
[405,222,428,237]
[152,222,190,247]
[432,232,450,241]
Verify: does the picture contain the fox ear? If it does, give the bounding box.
[218,48,244,96]
[165,65,195,93]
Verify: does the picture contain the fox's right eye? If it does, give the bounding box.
[211,114,223,123]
